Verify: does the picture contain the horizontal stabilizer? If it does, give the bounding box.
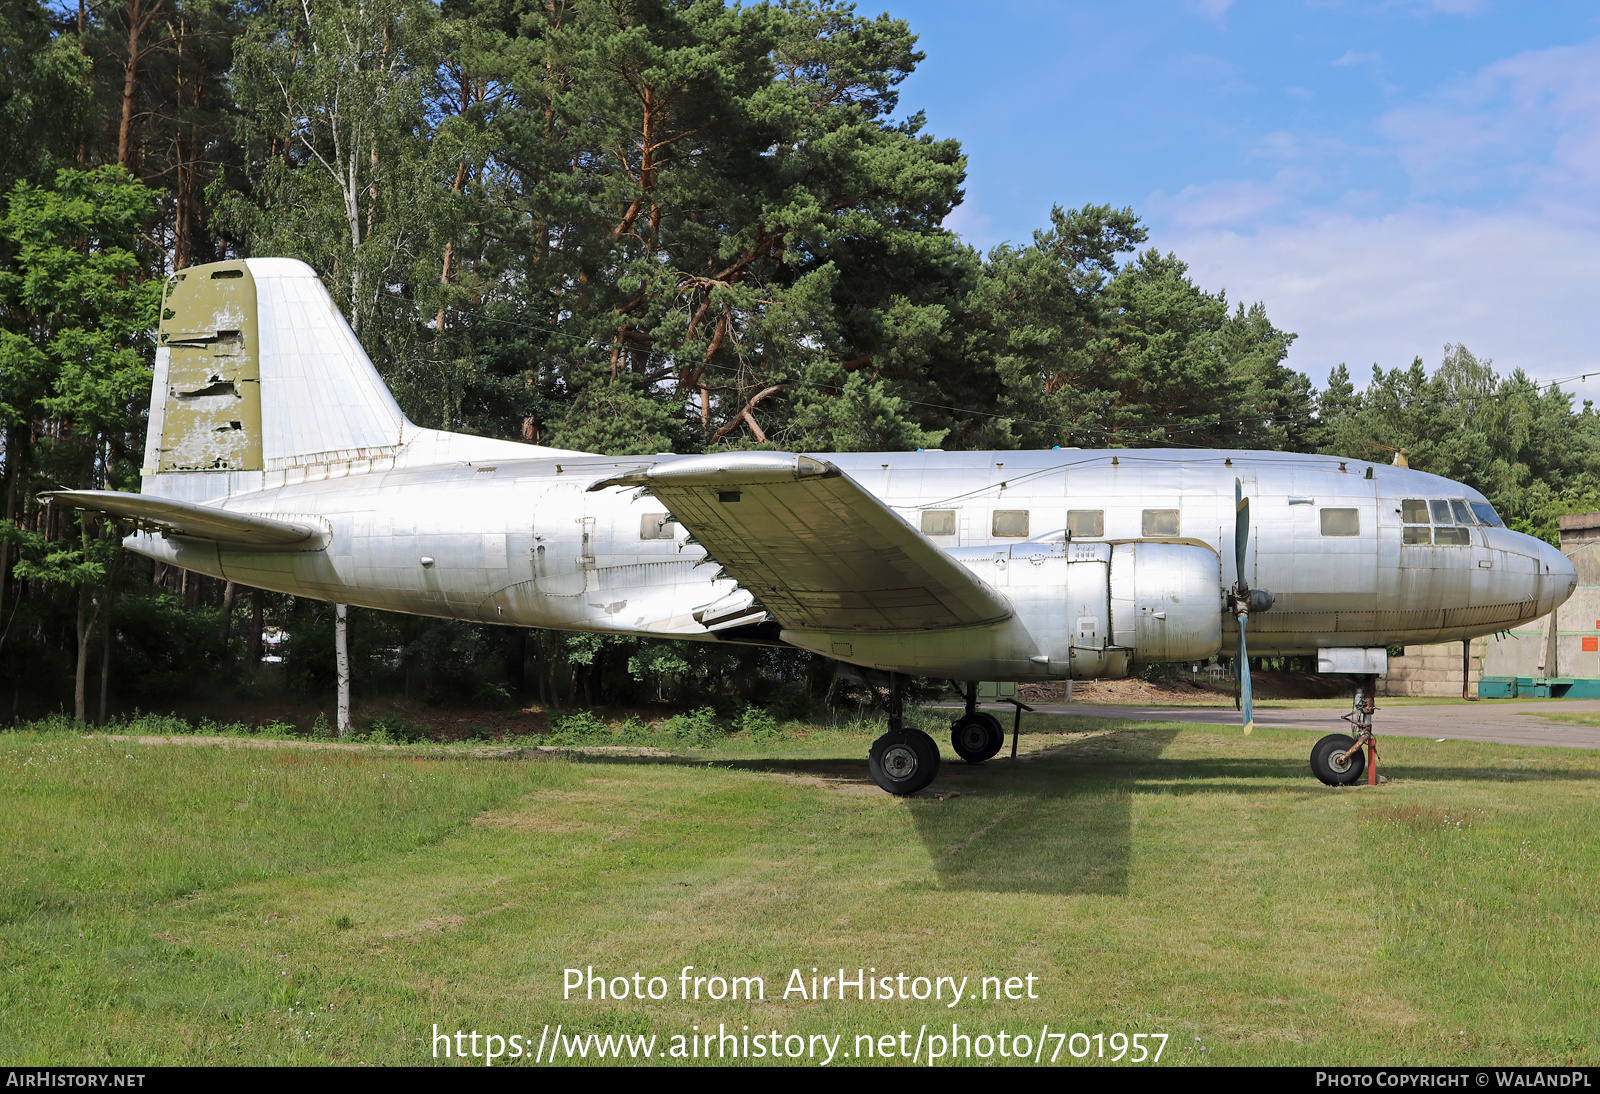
[590,452,1012,633]
[43,490,328,549]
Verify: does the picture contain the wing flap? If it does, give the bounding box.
[591,453,1011,633]
[43,490,328,549]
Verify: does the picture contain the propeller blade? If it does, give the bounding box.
[1238,612,1254,735]
[1234,477,1249,591]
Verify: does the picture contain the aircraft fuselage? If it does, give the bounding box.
[128,447,1574,681]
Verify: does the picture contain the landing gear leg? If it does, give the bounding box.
[948,679,1003,764]
[1310,673,1384,786]
[869,672,941,794]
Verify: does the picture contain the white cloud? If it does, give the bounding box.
[1377,40,1600,215]
[1148,170,1320,230]
[943,202,998,251]
[1184,0,1237,25]
[1399,0,1487,14]
[1161,206,1600,389]
[1151,38,1600,393]
[1333,49,1380,67]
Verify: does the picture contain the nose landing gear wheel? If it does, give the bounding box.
[950,712,1005,763]
[869,729,941,795]
[1311,732,1367,786]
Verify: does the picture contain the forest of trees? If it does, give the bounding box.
[3,0,1599,723]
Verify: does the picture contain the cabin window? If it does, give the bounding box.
[921,510,957,536]
[1142,509,1180,537]
[1067,509,1104,537]
[1450,500,1476,525]
[1428,499,1454,524]
[1471,502,1505,527]
[639,514,676,540]
[1320,508,1360,536]
[1403,526,1431,545]
[992,510,1029,537]
[1402,499,1429,523]
[1434,526,1472,546]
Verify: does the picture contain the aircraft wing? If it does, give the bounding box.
[589,453,1012,632]
[42,490,328,549]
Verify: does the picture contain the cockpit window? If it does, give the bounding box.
[1470,502,1504,527]
[1403,498,1488,545]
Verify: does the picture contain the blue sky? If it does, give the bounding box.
[877,0,1600,393]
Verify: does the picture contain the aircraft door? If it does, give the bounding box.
[531,483,588,599]
[1066,541,1110,648]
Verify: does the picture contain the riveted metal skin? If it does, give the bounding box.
[51,258,1579,684]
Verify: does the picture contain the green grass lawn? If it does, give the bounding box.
[2,713,1596,1066]
[1529,711,1600,727]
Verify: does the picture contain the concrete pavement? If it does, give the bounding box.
[1001,699,1600,749]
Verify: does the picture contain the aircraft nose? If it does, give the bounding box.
[1537,539,1577,614]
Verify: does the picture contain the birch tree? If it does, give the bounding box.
[223,0,438,335]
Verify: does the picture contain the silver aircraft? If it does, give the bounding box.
[50,258,1578,794]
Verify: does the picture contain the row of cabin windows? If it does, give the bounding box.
[922,507,1363,539]
[641,505,1388,542]
[920,509,1184,538]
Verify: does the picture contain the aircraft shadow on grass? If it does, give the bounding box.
[551,728,1600,897]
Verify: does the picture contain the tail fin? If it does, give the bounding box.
[144,258,577,501]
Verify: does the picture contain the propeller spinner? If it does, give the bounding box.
[1230,478,1274,734]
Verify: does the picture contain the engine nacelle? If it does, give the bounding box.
[1108,541,1223,666]
[788,539,1226,681]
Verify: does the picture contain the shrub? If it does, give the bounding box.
[660,706,723,748]
[364,715,429,743]
[612,715,654,745]
[545,710,608,745]
[735,705,783,743]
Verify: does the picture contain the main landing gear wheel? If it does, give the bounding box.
[1311,733,1367,786]
[950,712,1005,764]
[869,729,941,795]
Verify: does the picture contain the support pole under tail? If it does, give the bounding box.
[335,603,350,738]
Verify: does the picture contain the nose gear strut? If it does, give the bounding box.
[1310,673,1387,787]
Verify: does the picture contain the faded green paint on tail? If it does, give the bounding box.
[145,261,262,474]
